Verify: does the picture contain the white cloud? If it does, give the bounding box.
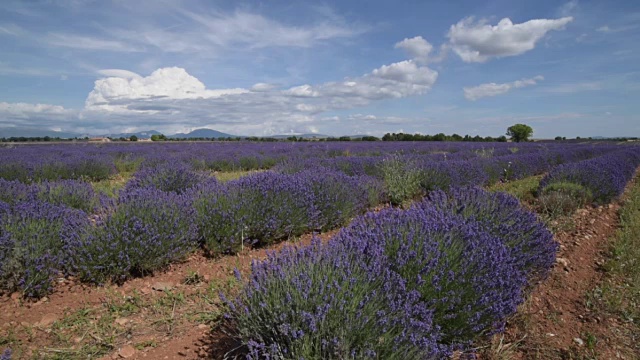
[46,33,141,52]
[0,24,25,37]
[464,75,544,100]
[596,24,639,33]
[0,102,77,128]
[2,31,439,136]
[179,9,367,49]
[447,16,573,62]
[250,83,276,92]
[85,67,249,110]
[78,61,436,134]
[559,1,579,16]
[0,102,70,116]
[395,36,433,62]
[308,60,438,101]
[284,84,320,97]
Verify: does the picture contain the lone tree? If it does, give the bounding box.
[506,124,533,142]
[129,135,138,142]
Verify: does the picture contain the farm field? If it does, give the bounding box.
[1,141,639,359]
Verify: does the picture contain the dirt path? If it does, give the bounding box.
[489,174,639,359]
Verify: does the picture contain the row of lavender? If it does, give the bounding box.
[539,149,640,205]
[0,141,621,182]
[0,165,383,297]
[224,188,556,358]
[0,145,635,298]
[223,149,640,358]
[276,144,621,204]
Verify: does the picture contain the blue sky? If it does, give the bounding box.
[0,0,638,137]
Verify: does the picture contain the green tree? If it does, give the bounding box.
[506,124,533,142]
[129,135,138,141]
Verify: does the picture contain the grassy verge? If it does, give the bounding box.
[91,173,132,198]
[213,170,263,183]
[594,178,640,356]
[488,175,542,204]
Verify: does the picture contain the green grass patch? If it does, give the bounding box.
[601,179,640,327]
[213,170,262,183]
[488,175,542,204]
[91,173,132,198]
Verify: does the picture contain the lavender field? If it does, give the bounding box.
[1,141,639,358]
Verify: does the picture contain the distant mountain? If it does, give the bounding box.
[0,127,85,139]
[169,128,237,139]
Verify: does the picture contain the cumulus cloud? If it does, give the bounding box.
[0,102,77,128]
[464,75,544,100]
[448,17,573,62]
[86,67,249,111]
[395,36,433,62]
[2,38,439,136]
[306,60,438,102]
[250,83,276,92]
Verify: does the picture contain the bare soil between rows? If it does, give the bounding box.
[487,173,640,359]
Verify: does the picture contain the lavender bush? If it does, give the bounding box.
[224,239,450,359]
[194,172,315,255]
[0,348,10,360]
[426,187,557,281]
[300,169,374,230]
[124,163,211,194]
[539,149,640,204]
[31,154,116,182]
[73,187,197,284]
[0,179,32,205]
[0,201,91,298]
[333,205,526,345]
[34,179,102,213]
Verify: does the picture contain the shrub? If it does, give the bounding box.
[539,150,640,204]
[0,201,8,220]
[114,153,143,173]
[0,201,91,298]
[73,187,197,284]
[418,161,488,193]
[194,172,314,255]
[300,169,372,230]
[538,182,592,216]
[193,182,247,255]
[380,155,423,205]
[34,179,102,213]
[223,239,449,359]
[0,348,11,360]
[426,187,557,281]
[333,205,526,345]
[0,179,32,205]
[32,155,116,182]
[124,163,210,194]
[0,162,30,182]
